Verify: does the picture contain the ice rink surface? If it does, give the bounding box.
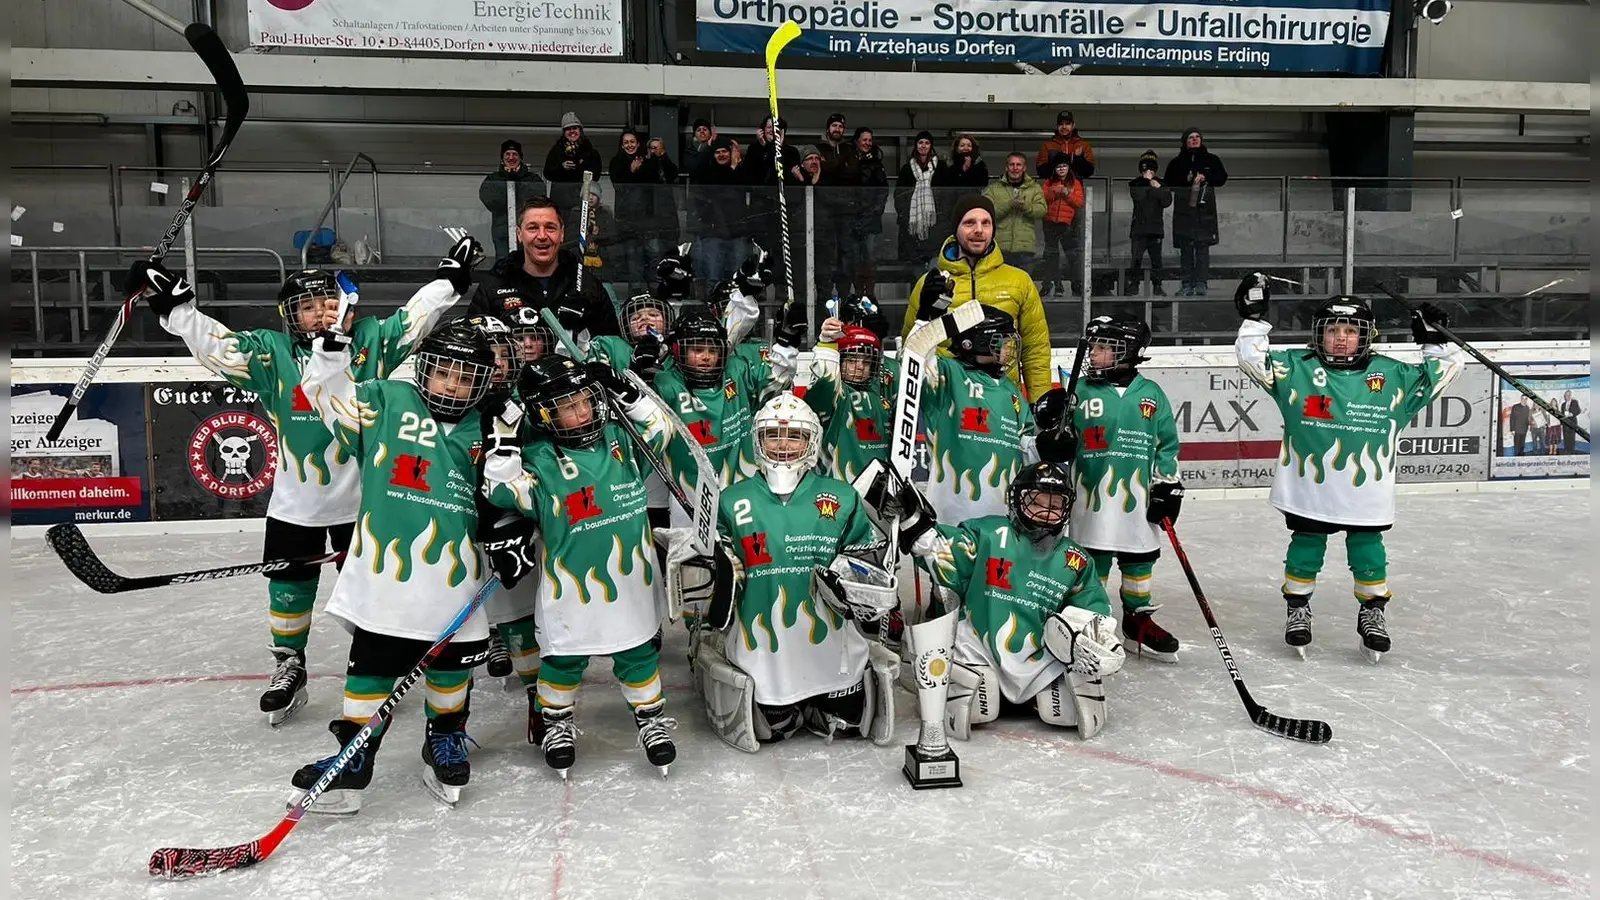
[10,488,1589,900]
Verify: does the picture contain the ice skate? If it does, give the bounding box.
[539,705,578,779]
[1284,597,1313,659]
[525,685,545,746]
[288,719,379,816]
[420,719,478,807]
[1121,605,1179,663]
[1356,597,1390,664]
[633,700,678,778]
[484,627,512,678]
[260,646,308,726]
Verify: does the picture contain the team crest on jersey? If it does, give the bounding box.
[815,492,840,519]
[352,347,370,368]
[759,346,772,363]
[1012,394,1021,414]
[1064,549,1089,572]
[609,439,624,462]
[468,440,484,465]
[1138,397,1157,419]
[880,395,892,411]
[723,381,738,400]
[1365,372,1387,392]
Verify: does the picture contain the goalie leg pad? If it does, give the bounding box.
[1067,672,1108,739]
[1045,606,1126,679]
[1034,676,1077,728]
[693,637,759,753]
[943,659,997,741]
[865,642,899,746]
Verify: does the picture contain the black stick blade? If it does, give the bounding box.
[183,23,250,133]
[149,842,264,878]
[1252,708,1333,744]
[45,524,126,594]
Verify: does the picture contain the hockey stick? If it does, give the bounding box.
[576,170,594,293]
[1375,283,1589,441]
[45,523,341,594]
[46,23,249,442]
[889,303,986,482]
[539,309,719,556]
[1160,519,1332,744]
[149,574,502,877]
[764,21,802,321]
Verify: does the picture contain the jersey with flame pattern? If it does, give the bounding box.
[802,346,899,484]
[923,355,1037,524]
[1068,374,1180,554]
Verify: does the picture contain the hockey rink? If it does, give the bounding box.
[10,486,1589,900]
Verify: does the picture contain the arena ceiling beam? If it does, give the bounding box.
[13,47,1587,115]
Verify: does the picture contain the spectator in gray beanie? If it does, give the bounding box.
[543,111,603,244]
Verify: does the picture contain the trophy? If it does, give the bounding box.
[902,610,962,789]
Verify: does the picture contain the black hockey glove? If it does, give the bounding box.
[734,244,774,296]
[436,234,486,295]
[1147,480,1185,525]
[628,332,666,379]
[313,328,352,354]
[916,268,955,322]
[126,260,195,318]
[1410,302,1449,345]
[1032,387,1071,433]
[773,297,808,350]
[654,245,694,300]
[703,539,742,632]
[481,512,539,589]
[1234,272,1269,320]
[1037,425,1078,465]
[553,290,588,334]
[584,361,639,404]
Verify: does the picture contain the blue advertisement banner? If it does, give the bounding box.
[696,0,1392,73]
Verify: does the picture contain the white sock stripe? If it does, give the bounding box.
[269,612,312,633]
[425,679,469,711]
[342,695,385,720]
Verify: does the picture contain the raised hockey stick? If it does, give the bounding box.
[148,573,501,876]
[46,23,249,442]
[764,21,802,321]
[889,303,986,482]
[1375,283,1589,441]
[45,523,342,594]
[1160,519,1332,744]
[576,170,594,293]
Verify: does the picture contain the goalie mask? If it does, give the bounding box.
[753,392,821,495]
[836,326,883,389]
[1310,295,1376,369]
[412,318,497,423]
[1007,462,1076,542]
[670,308,729,390]
[952,305,1018,375]
[505,306,555,363]
[620,293,673,346]
[465,314,523,399]
[1083,315,1151,384]
[277,269,350,342]
[520,356,609,448]
[813,555,899,627]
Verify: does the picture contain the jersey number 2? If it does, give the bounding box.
[732,498,754,526]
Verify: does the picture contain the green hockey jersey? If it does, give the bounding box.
[651,352,776,522]
[301,350,488,642]
[160,280,458,526]
[921,516,1111,703]
[803,346,898,484]
[1068,374,1180,554]
[1236,319,1465,526]
[719,472,880,706]
[923,355,1038,523]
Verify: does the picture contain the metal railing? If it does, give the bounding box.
[300,153,381,267]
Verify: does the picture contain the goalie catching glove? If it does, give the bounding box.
[1044,606,1125,678]
[813,556,898,627]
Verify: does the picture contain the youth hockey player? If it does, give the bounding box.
[129,237,480,725]
[804,313,895,483]
[874,461,1124,739]
[481,355,679,778]
[1033,315,1184,661]
[690,392,900,749]
[289,317,499,812]
[1234,275,1462,662]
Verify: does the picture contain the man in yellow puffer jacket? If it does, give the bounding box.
[903,193,1052,399]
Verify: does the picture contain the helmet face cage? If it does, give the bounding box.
[535,380,609,448]
[1085,334,1129,380]
[471,320,523,391]
[621,295,672,344]
[990,330,1019,368]
[673,335,728,389]
[414,352,494,421]
[279,281,340,340]
[838,344,882,388]
[1311,305,1375,368]
[1008,483,1072,541]
[510,321,555,362]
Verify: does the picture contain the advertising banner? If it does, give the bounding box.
[247,0,625,57]
[11,384,152,526]
[696,0,1392,73]
[148,383,281,521]
[1489,366,1590,480]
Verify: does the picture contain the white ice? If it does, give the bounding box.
[10,488,1590,900]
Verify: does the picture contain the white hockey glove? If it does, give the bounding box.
[483,397,526,485]
[1044,606,1125,678]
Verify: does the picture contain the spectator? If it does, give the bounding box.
[934,134,990,242]
[479,139,544,259]
[817,112,858,182]
[895,129,942,266]
[1543,395,1563,454]
[849,126,890,296]
[473,195,620,339]
[1127,149,1173,296]
[607,128,655,287]
[737,115,803,286]
[1038,151,1085,298]
[543,111,604,241]
[643,136,681,277]
[683,117,717,174]
[791,144,850,303]
[808,114,858,296]
[984,151,1046,272]
[1035,110,1096,180]
[688,135,746,284]
[1164,127,1228,295]
[903,194,1050,399]
[1561,390,1582,454]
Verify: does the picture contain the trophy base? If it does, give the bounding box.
[902,743,962,790]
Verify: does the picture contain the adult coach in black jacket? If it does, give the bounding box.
[471,196,620,338]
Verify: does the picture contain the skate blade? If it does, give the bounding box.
[420,768,464,807]
[1294,645,1308,660]
[1132,644,1179,664]
[288,787,361,816]
[554,767,571,781]
[265,688,308,727]
[1363,647,1384,665]
[657,765,670,779]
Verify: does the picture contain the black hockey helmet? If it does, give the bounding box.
[504,306,556,363]
[1309,295,1376,369]
[952,305,1017,373]
[1083,315,1151,383]
[412,317,497,422]
[1007,462,1076,542]
[277,269,347,341]
[464,314,523,398]
[669,306,729,390]
[518,355,608,448]
[831,292,891,342]
[620,292,673,345]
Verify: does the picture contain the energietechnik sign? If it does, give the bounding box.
[695,0,1392,73]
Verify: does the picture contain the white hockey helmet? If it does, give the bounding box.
[753,391,821,494]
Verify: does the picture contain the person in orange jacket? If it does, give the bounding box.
[1035,110,1096,180]
[1039,151,1085,298]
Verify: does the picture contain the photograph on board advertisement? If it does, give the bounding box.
[1491,369,1589,479]
[10,384,152,525]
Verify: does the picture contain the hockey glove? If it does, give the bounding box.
[1233,272,1269,320]
[436,234,486,294]
[126,260,195,318]
[654,245,694,299]
[1410,302,1450,345]
[893,480,937,554]
[628,332,666,379]
[585,361,640,404]
[773,295,808,350]
[481,512,539,589]
[703,539,743,632]
[313,328,352,355]
[734,244,774,296]
[1044,606,1125,678]
[916,268,955,322]
[554,290,588,334]
[1147,479,1185,525]
[1036,424,1078,465]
